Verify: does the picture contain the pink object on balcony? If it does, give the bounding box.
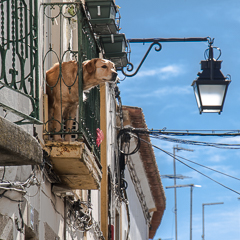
[96,128,104,147]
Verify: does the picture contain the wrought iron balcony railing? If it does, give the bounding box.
[42,2,101,161]
[0,0,40,125]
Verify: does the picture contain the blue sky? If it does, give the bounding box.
[116,1,240,240]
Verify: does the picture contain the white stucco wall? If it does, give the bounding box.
[127,127,156,212]
[121,168,149,240]
[104,85,153,240]
[106,82,118,169]
[0,1,154,239]
[0,1,90,239]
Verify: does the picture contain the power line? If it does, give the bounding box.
[149,135,240,149]
[118,127,240,149]
[163,149,240,195]
[119,129,240,194]
[119,127,240,136]
[148,129,240,137]
[170,153,240,181]
[136,135,240,195]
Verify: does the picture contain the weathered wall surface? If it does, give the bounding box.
[0,117,42,166]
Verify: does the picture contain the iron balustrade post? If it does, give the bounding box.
[34,0,39,120]
[77,2,84,140]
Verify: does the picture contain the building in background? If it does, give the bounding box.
[0,0,165,239]
[121,106,166,239]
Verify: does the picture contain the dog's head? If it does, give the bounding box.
[82,58,118,90]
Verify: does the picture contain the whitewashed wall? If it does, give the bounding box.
[121,168,149,240]
[0,0,83,239]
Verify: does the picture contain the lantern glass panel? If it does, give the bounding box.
[202,109,221,113]
[193,84,201,108]
[198,84,226,106]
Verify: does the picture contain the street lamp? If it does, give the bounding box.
[166,184,201,240]
[202,202,224,240]
[118,37,230,114]
[191,39,231,114]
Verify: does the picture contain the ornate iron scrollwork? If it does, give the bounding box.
[119,37,211,78]
[120,41,162,77]
[0,0,40,124]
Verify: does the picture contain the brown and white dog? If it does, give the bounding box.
[46,58,118,141]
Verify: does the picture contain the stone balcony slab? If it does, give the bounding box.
[43,141,102,190]
[0,117,42,166]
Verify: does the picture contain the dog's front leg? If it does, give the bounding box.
[52,104,63,141]
[64,103,78,142]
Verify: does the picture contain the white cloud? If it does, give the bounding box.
[131,85,192,100]
[137,64,185,79]
[208,154,226,163]
[217,136,240,144]
[152,85,192,96]
[207,163,240,178]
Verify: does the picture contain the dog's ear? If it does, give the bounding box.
[84,58,98,74]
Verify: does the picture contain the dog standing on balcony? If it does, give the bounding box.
[46,58,118,141]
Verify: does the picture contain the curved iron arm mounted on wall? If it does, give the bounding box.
[120,37,212,77]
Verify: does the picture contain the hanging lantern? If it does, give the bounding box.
[192,40,231,114]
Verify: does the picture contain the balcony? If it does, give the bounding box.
[0,1,111,189]
[42,2,102,190]
[0,0,40,125]
[43,141,102,190]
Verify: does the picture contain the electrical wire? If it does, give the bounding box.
[149,135,240,149]
[121,128,240,191]
[134,135,240,195]
[118,127,240,137]
[123,188,130,240]
[169,152,240,181]
[41,189,64,219]
[25,186,40,198]
[15,203,24,233]
[2,195,24,203]
[67,198,93,233]
[117,129,141,155]
[148,129,240,137]
[0,170,39,198]
[158,146,240,195]
[140,133,240,180]
[118,127,240,149]
[0,190,7,199]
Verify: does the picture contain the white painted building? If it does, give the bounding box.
[0,1,165,240]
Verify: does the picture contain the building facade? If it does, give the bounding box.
[0,0,165,239]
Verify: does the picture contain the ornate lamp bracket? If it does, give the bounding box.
[119,37,211,77]
[120,41,162,77]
